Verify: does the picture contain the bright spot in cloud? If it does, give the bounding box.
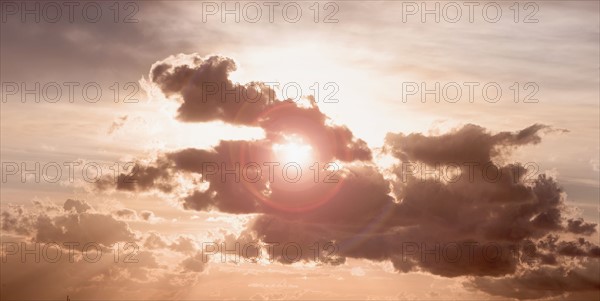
[272,138,313,164]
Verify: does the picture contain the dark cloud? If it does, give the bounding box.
[63,199,92,213]
[149,54,371,163]
[140,210,155,221]
[180,252,207,273]
[567,218,598,235]
[114,208,138,219]
[471,261,600,300]
[0,237,194,300]
[95,158,174,193]
[384,123,550,165]
[2,199,136,247]
[0,200,208,300]
[1,205,32,236]
[150,54,274,125]
[93,54,599,299]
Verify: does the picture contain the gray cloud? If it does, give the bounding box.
[90,54,600,299]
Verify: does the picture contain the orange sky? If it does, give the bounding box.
[1,1,599,300]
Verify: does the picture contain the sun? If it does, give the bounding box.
[272,138,313,164]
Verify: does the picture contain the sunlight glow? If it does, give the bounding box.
[272,139,313,164]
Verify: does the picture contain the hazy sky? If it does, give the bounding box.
[1,1,599,300]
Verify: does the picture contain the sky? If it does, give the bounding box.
[1,1,599,300]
